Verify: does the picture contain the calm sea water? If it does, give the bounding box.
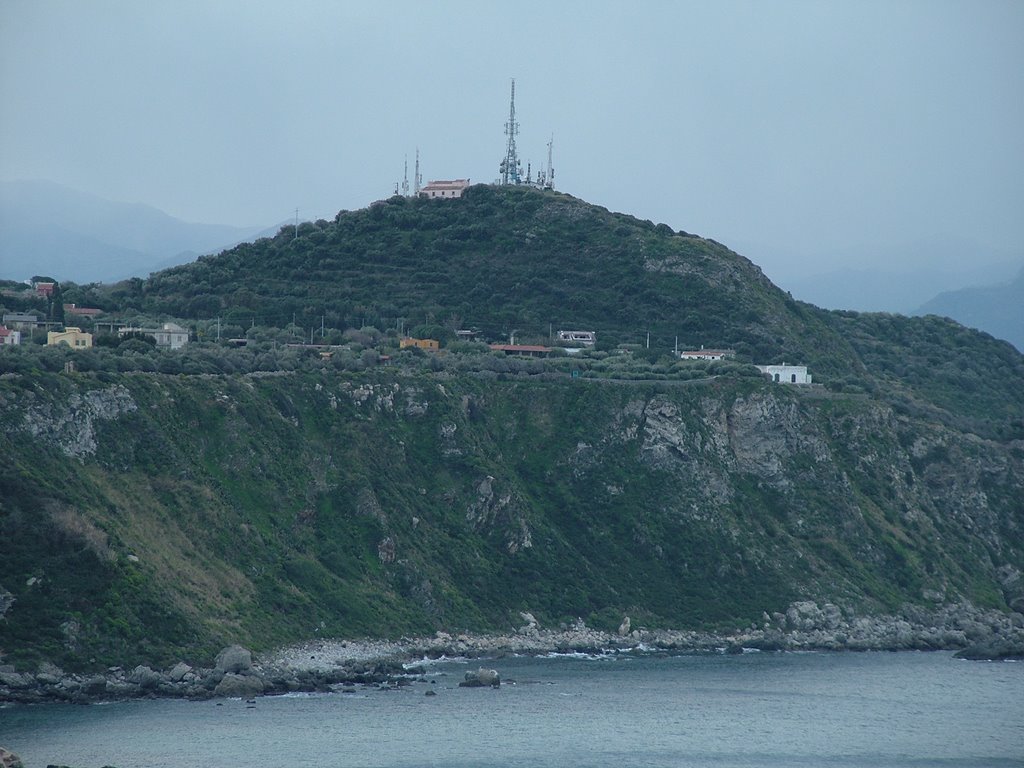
[1,651,1021,768]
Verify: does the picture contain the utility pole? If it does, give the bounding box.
[294,208,299,239]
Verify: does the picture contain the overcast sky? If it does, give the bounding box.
[2,0,1022,281]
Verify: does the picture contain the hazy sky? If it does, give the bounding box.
[2,0,1022,280]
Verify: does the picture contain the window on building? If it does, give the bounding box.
[774,373,780,382]
[791,373,797,383]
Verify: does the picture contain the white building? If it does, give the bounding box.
[556,330,596,346]
[678,348,735,361]
[420,179,471,199]
[0,325,21,346]
[757,363,811,384]
[119,322,189,349]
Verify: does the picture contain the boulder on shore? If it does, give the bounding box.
[215,645,253,674]
[213,673,265,698]
[167,661,192,682]
[128,665,162,690]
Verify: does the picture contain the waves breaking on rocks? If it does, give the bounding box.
[2,601,1021,706]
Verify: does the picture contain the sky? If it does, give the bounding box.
[2,0,1022,284]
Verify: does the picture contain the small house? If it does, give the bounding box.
[489,344,552,358]
[2,313,41,330]
[118,322,189,349]
[678,348,735,361]
[0,325,21,346]
[64,304,104,319]
[400,337,440,352]
[757,363,811,384]
[47,327,93,349]
[420,179,471,199]
[556,330,596,346]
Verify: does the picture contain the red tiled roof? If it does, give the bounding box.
[490,344,551,353]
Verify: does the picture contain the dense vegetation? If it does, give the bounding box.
[2,186,1023,671]
[3,367,1020,671]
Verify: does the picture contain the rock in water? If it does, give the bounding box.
[215,645,253,674]
[214,673,265,698]
[459,667,501,688]
[0,747,24,768]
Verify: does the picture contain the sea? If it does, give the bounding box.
[1,650,1021,768]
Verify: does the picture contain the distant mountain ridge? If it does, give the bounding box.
[915,265,1024,351]
[758,237,1021,315]
[0,179,273,283]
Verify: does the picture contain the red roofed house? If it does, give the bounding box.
[0,325,21,346]
[678,348,735,361]
[420,179,471,199]
[64,304,104,318]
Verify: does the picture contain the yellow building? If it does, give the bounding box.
[47,327,93,349]
[399,337,440,352]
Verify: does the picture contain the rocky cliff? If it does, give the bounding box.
[1,367,1021,673]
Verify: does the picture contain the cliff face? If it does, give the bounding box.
[1,369,1022,670]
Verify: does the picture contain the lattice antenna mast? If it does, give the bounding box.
[499,79,522,185]
[544,134,555,190]
[414,148,422,196]
[401,155,410,197]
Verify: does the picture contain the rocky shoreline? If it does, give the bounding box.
[2,600,1021,707]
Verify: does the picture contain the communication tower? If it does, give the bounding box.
[544,135,554,190]
[401,155,410,197]
[414,147,422,196]
[499,79,523,185]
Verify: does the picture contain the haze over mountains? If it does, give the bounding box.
[0,180,275,283]
[915,266,1024,352]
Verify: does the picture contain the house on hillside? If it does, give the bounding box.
[0,326,21,346]
[34,282,55,298]
[400,337,440,352]
[420,179,471,199]
[678,347,735,361]
[490,343,552,358]
[64,304,104,319]
[2,313,41,330]
[47,327,93,349]
[556,330,596,346]
[757,363,811,384]
[118,322,189,349]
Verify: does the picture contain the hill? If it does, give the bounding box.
[0,180,270,283]
[1,185,1022,672]
[915,265,1024,352]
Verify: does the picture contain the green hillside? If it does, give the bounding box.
[2,186,1023,671]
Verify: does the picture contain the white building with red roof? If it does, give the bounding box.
[0,325,21,346]
[420,179,471,199]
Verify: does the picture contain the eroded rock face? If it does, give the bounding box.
[20,385,137,458]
